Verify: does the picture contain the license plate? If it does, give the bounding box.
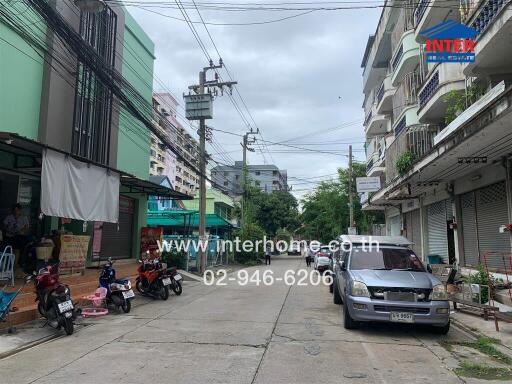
[174,274,182,282]
[58,300,73,313]
[390,311,414,323]
[122,289,135,299]
[162,277,172,286]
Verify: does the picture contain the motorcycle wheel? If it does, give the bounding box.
[63,317,74,335]
[172,281,183,296]
[160,284,169,300]
[121,299,131,313]
[135,278,144,294]
[37,302,45,317]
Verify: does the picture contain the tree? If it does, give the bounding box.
[299,164,384,243]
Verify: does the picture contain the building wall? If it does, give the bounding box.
[0,4,45,140]
[117,9,154,180]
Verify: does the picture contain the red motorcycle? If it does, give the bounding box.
[27,265,76,335]
[135,258,170,300]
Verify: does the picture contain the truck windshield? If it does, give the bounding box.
[349,247,425,271]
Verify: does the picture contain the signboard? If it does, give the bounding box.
[184,94,213,120]
[356,177,381,193]
[140,227,163,260]
[59,235,90,273]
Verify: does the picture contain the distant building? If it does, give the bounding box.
[150,92,200,196]
[175,125,200,196]
[211,161,288,196]
[150,93,178,183]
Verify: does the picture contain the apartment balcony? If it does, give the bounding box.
[417,63,466,123]
[364,103,392,137]
[362,5,399,93]
[366,136,386,176]
[463,0,512,76]
[391,71,421,134]
[390,31,420,86]
[376,73,395,114]
[385,124,439,183]
[414,0,461,43]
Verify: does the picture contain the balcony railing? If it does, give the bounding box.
[418,71,440,108]
[392,71,421,121]
[467,0,509,36]
[414,0,430,25]
[385,124,439,182]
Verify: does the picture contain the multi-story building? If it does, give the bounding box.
[0,1,187,262]
[361,0,512,270]
[174,125,200,196]
[211,161,288,196]
[150,93,179,183]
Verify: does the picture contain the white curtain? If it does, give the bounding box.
[41,149,120,223]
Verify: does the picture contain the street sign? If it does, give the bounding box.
[356,177,381,193]
[184,94,213,120]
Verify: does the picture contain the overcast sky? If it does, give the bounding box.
[125,1,381,199]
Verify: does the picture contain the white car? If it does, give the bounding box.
[314,246,332,273]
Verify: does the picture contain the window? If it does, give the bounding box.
[235,175,239,180]
[349,247,425,271]
[255,171,261,176]
[72,8,117,165]
[224,172,228,176]
[224,181,228,186]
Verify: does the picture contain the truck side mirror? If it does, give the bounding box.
[427,264,432,274]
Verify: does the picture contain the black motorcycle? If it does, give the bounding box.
[29,265,76,335]
[165,266,183,296]
[99,258,134,313]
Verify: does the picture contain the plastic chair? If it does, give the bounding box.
[81,287,109,318]
[0,246,15,287]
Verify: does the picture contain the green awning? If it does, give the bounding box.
[147,210,232,228]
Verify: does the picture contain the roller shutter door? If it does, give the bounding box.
[427,200,449,262]
[461,192,479,266]
[476,182,510,269]
[100,196,135,260]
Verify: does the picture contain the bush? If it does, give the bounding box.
[234,223,266,264]
[396,151,417,176]
[162,249,187,270]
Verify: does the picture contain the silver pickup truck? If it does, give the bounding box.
[332,235,450,334]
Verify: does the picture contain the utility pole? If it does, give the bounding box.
[241,130,257,228]
[348,145,355,232]
[185,60,237,275]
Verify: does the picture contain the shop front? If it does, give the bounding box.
[0,133,189,274]
[402,199,422,259]
[425,199,455,264]
[459,181,510,269]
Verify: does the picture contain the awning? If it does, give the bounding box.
[0,133,191,223]
[120,175,190,200]
[147,210,232,228]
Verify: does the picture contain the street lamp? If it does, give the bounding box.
[74,0,105,13]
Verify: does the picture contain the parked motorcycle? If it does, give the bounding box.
[99,258,135,313]
[135,258,170,300]
[28,264,76,335]
[165,266,183,296]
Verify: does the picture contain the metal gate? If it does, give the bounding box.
[476,182,509,269]
[387,215,401,236]
[427,200,450,262]
[461,192,479,266]
[404,209,422,258]
[100,196,135,260]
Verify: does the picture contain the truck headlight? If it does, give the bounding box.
[431,284,448,301]
[351,281,370,298]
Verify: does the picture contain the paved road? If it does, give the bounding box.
[1,258,467,383]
